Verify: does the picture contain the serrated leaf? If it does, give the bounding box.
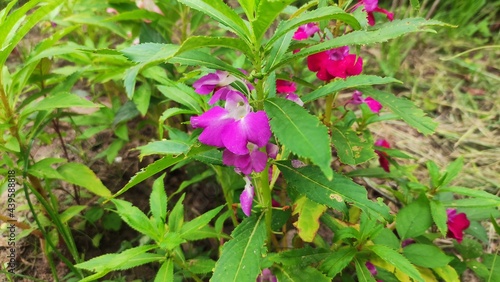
[403,244,452,268]
[354,258,377,282]
[432,265,459,282]
[362,88,437,135]
[211,213,267,282]
[155,259,174,282]
[133,83,151,116]
[372,228,400,250]
[176,36,252,58]
[272,18,450,71]
[269,246,330,267]
[369,244,424,282]
[22,92,100,115]
[157,84,203,113]
[439,156,463,187]
[168,194,185,233]
[112,144,213,199]
[264,30,294,73]
[75,244,156,272]
[64,13,127,38]
[266,6,361,49]
[137,140,190,159]
[320,247,357,277]
[275,265,331,282]
[59,205,86,224]
[169,50,245,79]
[57,163,112,198]
[252,0,295,42]
[331,124,376,165]
[112,199,159,241]
[265,98,333,179]
[180,206,223,240]
[430,200,448,237]
[293,196,327,242]
[150,174,167,230]
[276,162,391,220]
[185,258,216,274]
[178,0,251,43]
[302,75,401,103]
[395,196,432,240]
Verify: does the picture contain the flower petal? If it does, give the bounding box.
[240,179,254,216]
[364,97,383,113]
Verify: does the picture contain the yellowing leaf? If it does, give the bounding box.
[292,196,327,242]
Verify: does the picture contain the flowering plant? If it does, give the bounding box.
[3,0,497,281]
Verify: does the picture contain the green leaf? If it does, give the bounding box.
[168,194,185,233]
[372,228,400,250]
[410,0,421,10]
[112,144,213,198]
[265,98,333,179]
[178,0,251,43]
[395,196,432,240]
[121,43,179,98]
[269,246,330,267]
[75,244,156,272]
[439,156,463,187]
[443,198,500,208]
[454,238,484,259]
[252,0,295,42]
[320,247,357,277]
[426,160,441,188]
[432,265,460,282]
[211,213,267,282]
[112,199,159,241]
[302,75,401,103]
[22,92,100,115]
[266,5,361,49]
[169,50,245,79]
[369,244,424,282]
[176,36,253,58]
[354,258,377,282]
[403,244,452,268]
[155,259,174,282]
[64,13,127,38]
[150,174,167,229]
[180,206,223,240]
[292,196,327,242]
[275,265,331,282]
[276,162,391,220]
[331,124,376,165]
[133,83,152,116]
[264,30,294,73]
[429,200,448,237]
[185,258,216,274]
[362,88,437,135]
[59,205,86,224]
[273,18,450,71]
[137,140,190,159]
[57,163,112,198]
[157,84,203,113]
[438,186,500,203]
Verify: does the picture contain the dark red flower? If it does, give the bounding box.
[353,0,394,26]
[446,209,470,243]
[307,47,363,81]
[374,139,391,172]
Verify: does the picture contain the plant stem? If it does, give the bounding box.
[323,92,337,126]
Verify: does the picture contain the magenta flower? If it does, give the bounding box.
[240,177,255,217]
[365,261,377,276]
[351,90,382,113]
[136,0,164,15]
[307,46,363,81]
[446,209,470,243]
[293,23,320,40]
[193,70,236,95]
[353,0,394,26]
[256,268,277,282]
[190,91,271,155]
[374,139,391,172]
[222,144,268,175]
[276,80,304,106]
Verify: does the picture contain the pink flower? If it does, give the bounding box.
[353,0,394,26]
[239,177,255,217]
[365,261,377,276]
[446,209,470,243]
[276,80,304,106]
[293,23,320,40]
[351,90,382,113]
[136,0,164,15]
[190,92,271,155]
[222,144,268,175]
[193,70,236,95]
[256,268,277,282]
[374,139,391,172]
[307,46,363,81]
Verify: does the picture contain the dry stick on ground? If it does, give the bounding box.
[0,214,43,238]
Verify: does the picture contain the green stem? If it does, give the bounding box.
[213,166,239,227]
[260,163,272,239]
[323,92,338,126]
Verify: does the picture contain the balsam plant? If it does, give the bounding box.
[1,0,499,281]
